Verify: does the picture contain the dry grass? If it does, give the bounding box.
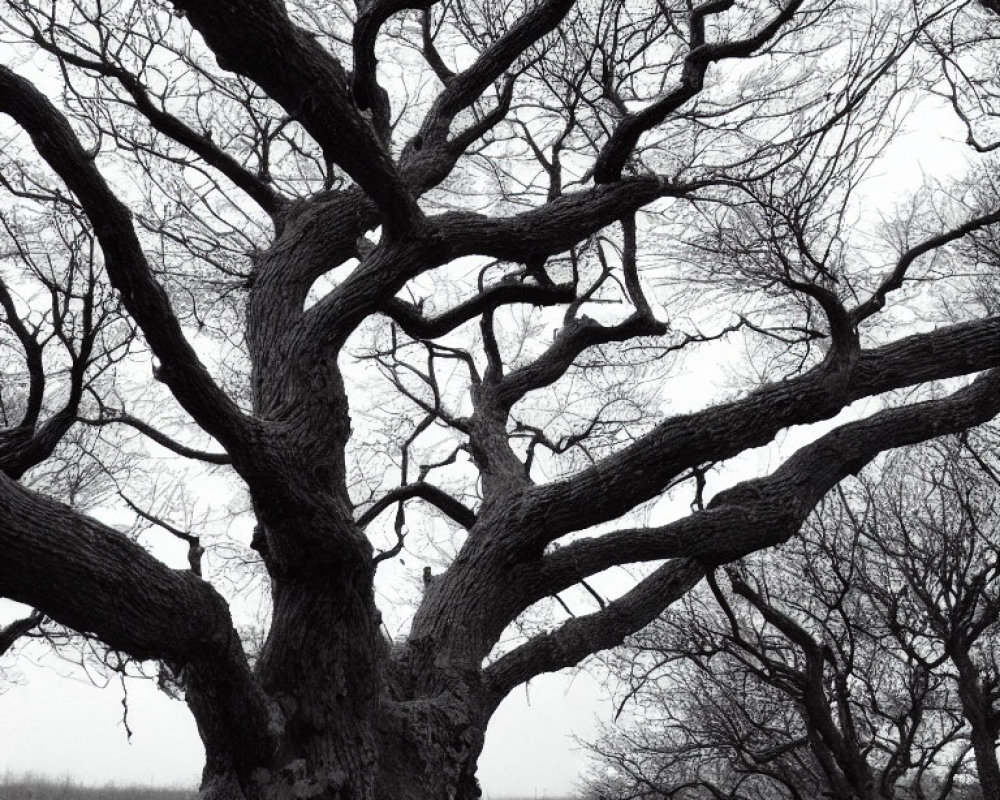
[485,792,580,799]
[0,776,575,800]
[0,776,196,800]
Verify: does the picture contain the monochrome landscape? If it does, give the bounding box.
[6,1,1000,799]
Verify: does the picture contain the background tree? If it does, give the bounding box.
[4,1,1000,799]
[584,501,972,800]
[846,439,1000,800]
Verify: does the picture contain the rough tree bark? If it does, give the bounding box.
[2,1,1000,799]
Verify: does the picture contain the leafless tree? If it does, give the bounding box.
[849,439,1000,800]
[4,1,1000,798]
[585,516,971,800]
[0,195,134,680]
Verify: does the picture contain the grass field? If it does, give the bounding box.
[0,777,575,800]
[0,777,196,800]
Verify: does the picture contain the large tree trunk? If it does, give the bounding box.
[192,507,490,800]
[953,650,1000,800]
[374,698,486,800]
[195,680,488,800]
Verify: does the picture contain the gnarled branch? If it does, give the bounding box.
[518,315,1000,541]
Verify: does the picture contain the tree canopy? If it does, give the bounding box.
[3,1,1000,799]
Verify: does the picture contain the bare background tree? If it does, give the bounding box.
[584,437,1000,800]
[4,1,1000,799]
[854,438,1000,800]
[583,463,967,800]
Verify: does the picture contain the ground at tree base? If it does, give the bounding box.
[0,777,576,800]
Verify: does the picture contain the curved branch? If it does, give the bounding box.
[381,281,574,340]
[0,275,44,428]
[0,470,276,771]
[0,266,103,479]
[14,20,285,216]
[1,407,77,480]
[404,0,575,165]
[493,312,667,410]
[486,369,1000,700]
[421,10,456,84]
[782,277,855,362]
[531,367,1000,596]
[170,0,420,234]
[850,205,1000,325]
[484,558,705,704]
[519,315,1000,541]
[79,414,232,465]
[439,176,708,263]
[356,481,476,529]
[446,77,516,158]
[0,610,43,658]
[620,214,653,317]
[303,176,710,353]
[593,0,806,183]
[0,471,223,659]
[353,0,437,115]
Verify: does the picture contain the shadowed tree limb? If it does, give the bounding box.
[0,471,235,660]
[483,558,706,704]
[0,470,276,776]
[78,413,233,466]
[8,12,286,216]
[517,315,1000,542]
[0,276,43,427]
[487,368,1000,702]
[301,175,711,356]
[169,0,421,235]
[0,609,42,658]
[592,0,807,182]
[850,204,1000,324]
[437,177,717,263]
[402,0,577,172]
[381,281,575,340]
[420,9,455,84]
[0,238,109,479]
[492,313,668,411]
[356,482,476,529]
[528,368,1000,596]
[352,0,438,119]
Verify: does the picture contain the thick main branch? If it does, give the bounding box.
[171,0,420,234]
[519,315,1000,541]
[534,368,1000,594]
[486,368,1000,700]
[0,471,275,772]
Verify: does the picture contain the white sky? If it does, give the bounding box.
[0,637,608,797]
[0,70,983,799]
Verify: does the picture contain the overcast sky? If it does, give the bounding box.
[0,85,977,799]
[0,632,607,797]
